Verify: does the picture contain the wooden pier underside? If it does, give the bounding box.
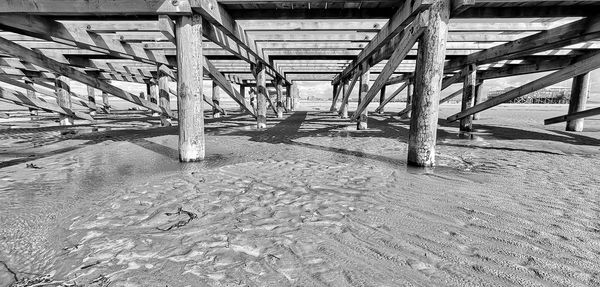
[0,0,599,165]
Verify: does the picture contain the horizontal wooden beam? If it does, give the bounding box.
[544,107,600,125]
[0,85,93,121]
[448,51,600,122]
[0,0,192,15]
[333,0,432,85]
[0,15,174,67]
[0,36,171,117]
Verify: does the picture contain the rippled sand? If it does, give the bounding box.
[1,103,599,286]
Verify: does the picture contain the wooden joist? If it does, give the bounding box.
[544,107,600,126]
[350,18,425,121]
[448,51,600,122]
[0,15,174,67]
[374,81,409,114]
[0,85,93,121]
[195,0,290,85]
[444,17,600,72]
[332,0,433,85]
[0,36,172,117]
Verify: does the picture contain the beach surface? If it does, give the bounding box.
[1,102,599,286]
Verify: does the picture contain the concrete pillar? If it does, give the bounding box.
[567,72,590,132]
[176,14,205,162]
[460,64,477,132]
[286,84,292,111]
[407,0,450,167]
[55,76,73,126]
[357,70,369,130]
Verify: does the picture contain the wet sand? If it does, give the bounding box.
[1,103,599,286]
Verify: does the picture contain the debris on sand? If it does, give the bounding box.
[157,207,198,231]
[25,163,42,169]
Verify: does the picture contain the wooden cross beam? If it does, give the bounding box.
[374,81,409,113]
[0,74,101,112]
[447,51,600,122]
[544,107,600,126]
[0,15,174,67]
[0,85,93,121]
[351,19,425,121]
[203,57,257,118]
[332,0,433,85]
[0,36,172,117]
[444,17,600,72]
[194,0,290,85]
[0,0,192,15]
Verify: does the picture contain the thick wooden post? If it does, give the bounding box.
[87,86,97,116]
[473,80,485,120]
[25,79,38,116]
[378,85,386,113]
[408,0,450,167]
[158,67,172,126]
[276,78,284,118]
[212,81,221,118]
[254,63,267,129]
[357,70,370,130]
[55,75,73,125]
[339,81,349,119]
[567,72,590,132]
[330,84,339,112]
[102,91,110,113]
[286,84,292,111]
[403,79,414,119]
[176,14,205,162]
[239,85,246,112]
[148,80,159,116]
[291,83,298,111]
[460,64,477,132]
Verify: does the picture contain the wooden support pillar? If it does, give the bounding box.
[330,84,339,112]
[403,80,414,119]
[240,85,246,112]
[253,63,267,129]
[158,67,172,126]
[339,81,349,118]
[286,84,292,111]
[149,79,159,116]
[567,72,590,132]
[24,79,38,116]
[378,85,387,113]
[102,91,110,113]
[473,80,485,120]
[357,70,370,130]
[212,81,221,118]
[176,13,205,162]
[55,75,73,125]
[276,78,284,118]
[460,64,477,132]
[408,0,450,167]
[87,86,97,116]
